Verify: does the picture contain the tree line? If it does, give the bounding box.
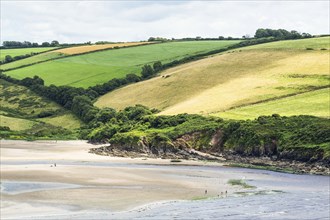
[254,28,312,39]
[148,28,313,42]
[1,40,60,49]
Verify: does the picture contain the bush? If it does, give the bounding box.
[0,126,10,131]
[37,111,55,118]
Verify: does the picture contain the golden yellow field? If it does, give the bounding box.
[55,42,153,55]
[95,47,329,116]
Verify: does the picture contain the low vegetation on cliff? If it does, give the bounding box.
[1,29,329,171]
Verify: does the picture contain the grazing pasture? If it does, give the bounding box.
[0,42,151,70]
[95,37,329,118]
[0,47,57,60]
[0,115,37,131]
[5,40,239,87]
[213,88,330,120]
[243,36,329,50]
[55,42,152,55]
[0,52,66,70]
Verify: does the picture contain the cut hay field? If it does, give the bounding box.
[0,47,57,60]
[0,79,82,131]
[212,88,330,120]
[4,40,239,88]
[95,37,330,118]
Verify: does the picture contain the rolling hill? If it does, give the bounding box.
[95,37,330,119]
[3,40,239,88]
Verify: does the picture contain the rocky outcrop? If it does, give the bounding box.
[89,130,329,175]
[89,133,224,161]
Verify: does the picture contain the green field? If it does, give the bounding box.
[4,41,239,88]
[0,47,57,60]
[95,37,330,118]
[213,88,330,120]
[39,114,83,130]
[0,52,66,70]
[0,115,37,131]
[0,79,82,131]
[244,37,329,50]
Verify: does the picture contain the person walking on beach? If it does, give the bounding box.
[205,189,207,195]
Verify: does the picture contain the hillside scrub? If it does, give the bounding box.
[86,106,330,164]
[0,77,82,139]
[1,73,329,166]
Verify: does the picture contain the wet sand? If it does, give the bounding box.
[1,140,239,219]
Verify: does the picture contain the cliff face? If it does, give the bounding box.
[91,129,329,164]
[90,128,329,175]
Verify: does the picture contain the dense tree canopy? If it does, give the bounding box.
[254,28,312,39]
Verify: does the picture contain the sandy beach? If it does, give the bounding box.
[1,140,329,220]
[1,140,239,219]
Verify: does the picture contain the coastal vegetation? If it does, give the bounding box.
[1,28,329,172]
[2,68,329,165]
[228,179,255,188]
[0,78,82,139]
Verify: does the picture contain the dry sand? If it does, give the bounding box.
[0,140,241,219]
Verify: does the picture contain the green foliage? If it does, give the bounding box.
[228,179,255,188]
[141,64,154,78]
[37,110,56,118]
[0,126,11,131]
[254,28,311,39]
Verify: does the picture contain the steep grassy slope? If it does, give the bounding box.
[95,37,329,118]
[213,88,330,120]
[4,41,239,88]
[0,115,37,131]
[0,79,82,131]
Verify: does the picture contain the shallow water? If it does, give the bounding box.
[0,181,80,195]
[3,162,330,220]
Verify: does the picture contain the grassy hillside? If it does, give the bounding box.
[0,115,37,131]
[4,40,239,88]
[243,37,329,50]
[0,47,57,60]
[213,88,330,120]
[95,37,329,118]
[0,79,82,132]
